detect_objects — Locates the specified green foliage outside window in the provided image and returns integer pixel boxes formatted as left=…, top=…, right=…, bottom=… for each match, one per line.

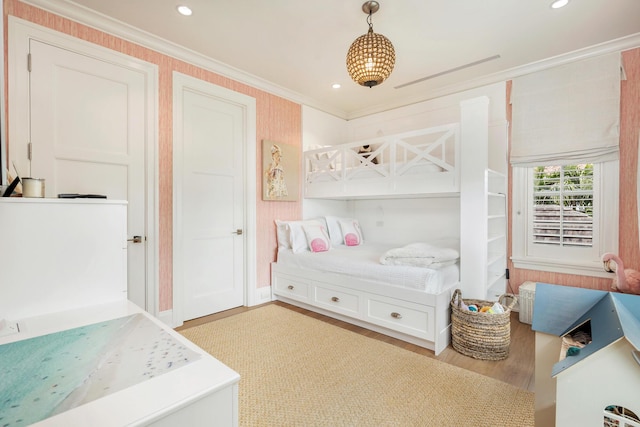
left=533, top=164, right=593, bottom=215
left=532, top=164, right=594, bottom=246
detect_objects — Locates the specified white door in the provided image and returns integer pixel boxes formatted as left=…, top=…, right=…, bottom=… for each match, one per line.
left=27, top=39, right=149, bottom=309
left=173, top=73, right=250, bottom=321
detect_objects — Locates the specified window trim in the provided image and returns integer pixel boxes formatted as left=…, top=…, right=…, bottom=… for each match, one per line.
left=511, top=160, right=619, bottom=278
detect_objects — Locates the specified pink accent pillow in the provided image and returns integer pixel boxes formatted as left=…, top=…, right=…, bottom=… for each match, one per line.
left=339, top=219, right=362, bottom=247
left=310, top=238, right=329, bottom=252
left=281, top=219, right=327, bottom=253
left=302, top=223, right=331, bottom=252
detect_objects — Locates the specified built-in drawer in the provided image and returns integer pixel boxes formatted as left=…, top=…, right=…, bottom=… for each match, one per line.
left=365, top=295, right=434, bottom=340
left=273, top=274, right=310, bottom=301
left=314, top=285, right=361, bottom=316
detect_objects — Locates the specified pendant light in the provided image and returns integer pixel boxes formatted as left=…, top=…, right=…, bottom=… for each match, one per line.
left=346, top=1, right=395, bottom=88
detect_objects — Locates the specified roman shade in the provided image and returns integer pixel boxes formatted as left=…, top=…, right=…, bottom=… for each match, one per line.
left=510, top=52, right=622, bottom=166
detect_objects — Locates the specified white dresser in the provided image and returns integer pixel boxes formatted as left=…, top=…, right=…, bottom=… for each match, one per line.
left=0, top=199, right=239, bottom=426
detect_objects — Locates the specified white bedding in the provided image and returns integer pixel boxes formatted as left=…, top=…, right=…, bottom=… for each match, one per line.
left=276, top=243, right=459, bottom=293
left=380, top=242, right=459, bottom=268
left=307, top=162, right=444, bottom=184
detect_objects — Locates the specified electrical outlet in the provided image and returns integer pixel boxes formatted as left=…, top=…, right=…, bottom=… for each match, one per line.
left=0, top=319, right=20, bottom=337
left=258, top=286, right=272, bottom=301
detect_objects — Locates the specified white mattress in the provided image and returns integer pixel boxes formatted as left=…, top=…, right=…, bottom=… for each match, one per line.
left=276, top=243, right=459, bottom=293
left=307, top=162, right=444, bottom=183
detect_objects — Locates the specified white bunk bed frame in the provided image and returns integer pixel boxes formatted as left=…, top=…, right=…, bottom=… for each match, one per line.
left=273, top=97, right=492, bottom=356
left=272, top=264, right=454, bottom=355
left=304, top=123, right=460, bottom=199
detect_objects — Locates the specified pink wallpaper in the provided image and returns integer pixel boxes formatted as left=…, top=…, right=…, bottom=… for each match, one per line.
left=507, top=48, right=640, bottom=294
left=4, top=0, right=302, bottom=310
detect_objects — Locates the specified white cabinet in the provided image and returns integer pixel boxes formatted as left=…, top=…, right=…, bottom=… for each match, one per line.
left=0, top=198, right=127, bottom=320
left=0, top=301, right=240, bottom=427
left=0, top=199, right=240, bottom=426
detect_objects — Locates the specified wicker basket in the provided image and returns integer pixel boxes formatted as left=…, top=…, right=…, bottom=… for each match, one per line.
left=450, top=289, right=515, bottom=361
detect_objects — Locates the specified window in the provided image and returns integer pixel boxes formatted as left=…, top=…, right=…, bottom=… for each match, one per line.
left=512, top=160, right=618, bottom=277
left=532, top=164, right=593, bottom=248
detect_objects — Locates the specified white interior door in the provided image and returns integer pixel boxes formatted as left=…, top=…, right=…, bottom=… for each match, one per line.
left=173, top=73, right=249, bottom=321
left=26, top=39, right=148, bottom=309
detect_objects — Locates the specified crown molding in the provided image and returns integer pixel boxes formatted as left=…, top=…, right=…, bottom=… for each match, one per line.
left=17, top=1, right=640, bottom=121
left=345, top=32, right=640, bottom=120
left=19, top=0, right=348, bottom=118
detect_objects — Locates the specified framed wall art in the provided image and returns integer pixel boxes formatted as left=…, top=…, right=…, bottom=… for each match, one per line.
left=262, top=140, right=299, bottom=201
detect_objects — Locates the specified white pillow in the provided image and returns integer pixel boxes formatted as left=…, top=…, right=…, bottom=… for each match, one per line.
left=325, top=216, right=362, bottom=246
left=338, top=218, right=363, bottom=246
left=324, top=215, right=346, bottom=246
left=302, top=223, right=331, bottom=252
left=286, top=219, right=327, bottom=253
left=274, top=219, right=290, bottom=250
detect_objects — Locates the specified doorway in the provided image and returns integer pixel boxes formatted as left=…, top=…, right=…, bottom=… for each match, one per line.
left=8, top=18, right=158, bottom=313
left=172, top=72, right=257, bottom=324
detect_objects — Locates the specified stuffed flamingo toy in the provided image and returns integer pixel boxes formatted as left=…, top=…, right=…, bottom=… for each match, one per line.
left=601, top=253, right=640, bottom=295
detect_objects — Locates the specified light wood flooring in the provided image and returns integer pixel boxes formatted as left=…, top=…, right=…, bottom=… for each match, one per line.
left=177, top=300, right=535, bottom=392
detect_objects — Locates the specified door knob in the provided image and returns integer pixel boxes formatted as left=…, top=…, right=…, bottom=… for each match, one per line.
left=127, top=235, right=143, bottom=243
left=232, top=229, right=243, bottom=235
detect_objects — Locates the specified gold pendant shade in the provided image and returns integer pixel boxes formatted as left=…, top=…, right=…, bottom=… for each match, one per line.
left=346, top=1, right=395, bottom=88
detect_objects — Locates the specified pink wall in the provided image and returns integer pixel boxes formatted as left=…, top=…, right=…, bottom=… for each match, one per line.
left=507, top=48, right=640, bottom=294
left=4, top=0, right=302, bottom=311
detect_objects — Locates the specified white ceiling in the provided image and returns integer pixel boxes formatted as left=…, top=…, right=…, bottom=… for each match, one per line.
left=25, top=0, right=640, bottom=119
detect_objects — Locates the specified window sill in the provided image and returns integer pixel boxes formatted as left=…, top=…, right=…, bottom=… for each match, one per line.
left=511, top=256, right=613, bottom=279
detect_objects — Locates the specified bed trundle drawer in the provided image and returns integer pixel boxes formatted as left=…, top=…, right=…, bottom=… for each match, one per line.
left=314, top=285, right=361, bottom=316
left=365, top=296, right=435, bottom=340
left=273, top=275, right=310, bottom=301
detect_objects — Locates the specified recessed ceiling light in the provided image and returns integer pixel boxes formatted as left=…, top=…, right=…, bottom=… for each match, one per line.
left=551, top=0, right=569, bottom=9
left=177, top=5, right=193, bottom=16
left=332, top=83, right=341, bottom=89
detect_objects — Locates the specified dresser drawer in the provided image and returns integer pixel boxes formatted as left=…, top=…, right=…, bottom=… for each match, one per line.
left=314, top=285, right=361, bottom=316
left=273, top=274, right=310, bottom=301
left=366, top=296, right=435, bottom=340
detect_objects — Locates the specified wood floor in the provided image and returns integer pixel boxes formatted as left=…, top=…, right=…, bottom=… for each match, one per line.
left=177, top=300, right=535, bottom=392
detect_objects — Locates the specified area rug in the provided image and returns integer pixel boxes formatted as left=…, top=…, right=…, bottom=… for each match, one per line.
left=180, top=304, right=534, bottom=426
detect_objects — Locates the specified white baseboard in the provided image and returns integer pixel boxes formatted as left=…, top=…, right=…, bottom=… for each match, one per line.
left=160, top=287, right=272, bottom=328
left=249, top=286, right=274, bottom=306
left=157, top=309, right=175, bottom=328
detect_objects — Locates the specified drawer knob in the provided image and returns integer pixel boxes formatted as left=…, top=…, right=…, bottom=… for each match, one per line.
left=287, top=285, right=294, bottom=290
left=390, top=312, right=403, bottom=319
left=331, top=296, right=340, bottom=303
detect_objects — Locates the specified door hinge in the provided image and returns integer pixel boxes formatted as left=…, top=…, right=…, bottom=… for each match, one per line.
left=27, top=53, right=31, bottom=72
left=27, top=142, right=32, bottom=161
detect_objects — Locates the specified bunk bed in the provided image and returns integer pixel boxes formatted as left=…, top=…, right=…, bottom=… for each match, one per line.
left=303, top=123, right=460, bottom=199
left=272, top=239, right=458, bottom=355
left=272, top=96, right=504, bottom=356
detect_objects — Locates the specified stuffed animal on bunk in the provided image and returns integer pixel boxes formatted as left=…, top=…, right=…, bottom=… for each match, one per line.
left=601, top=252, right=640, bottom=295
left=357, top=145, right=378, bottom=164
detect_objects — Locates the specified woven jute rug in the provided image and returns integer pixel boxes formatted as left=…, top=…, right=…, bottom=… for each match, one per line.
left=180, top=304, right=534, bottom=426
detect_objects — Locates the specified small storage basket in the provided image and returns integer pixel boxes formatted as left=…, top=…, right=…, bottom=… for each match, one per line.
left=450, top=289, right=514, bottom=361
